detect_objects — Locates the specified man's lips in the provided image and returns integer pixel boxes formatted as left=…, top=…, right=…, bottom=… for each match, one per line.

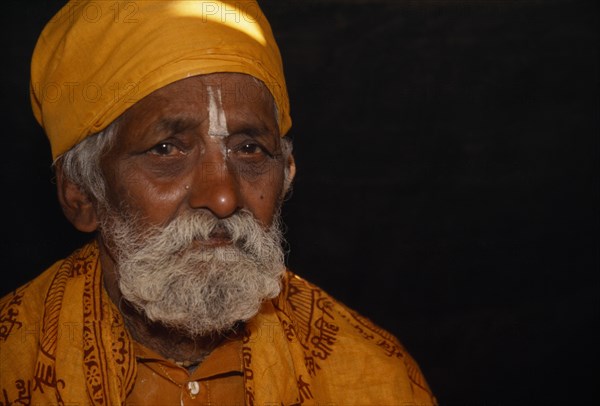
left=195, top=230, right=233, bottom=248
left=196, top=237, right=233, bottom=248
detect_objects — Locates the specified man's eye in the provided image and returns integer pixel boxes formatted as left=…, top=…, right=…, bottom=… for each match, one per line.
left=240, top=143, right=262, bottom=154
left=233, top=142, right=273, bottom=158
left=148, top=142, right=179, bottom=156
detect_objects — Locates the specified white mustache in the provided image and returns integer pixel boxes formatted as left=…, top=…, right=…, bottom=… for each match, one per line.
left=110, top=208, right=273, bottom=260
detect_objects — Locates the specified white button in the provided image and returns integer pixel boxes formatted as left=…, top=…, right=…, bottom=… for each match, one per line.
left=187, top=381, right=200, bottom=396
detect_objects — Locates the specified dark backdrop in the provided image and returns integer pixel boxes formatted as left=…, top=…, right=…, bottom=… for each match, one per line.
left=1, top=0, right=597, bottom=404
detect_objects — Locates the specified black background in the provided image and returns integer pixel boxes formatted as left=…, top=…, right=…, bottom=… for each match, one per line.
left=1, top=0, right=598, bottom=404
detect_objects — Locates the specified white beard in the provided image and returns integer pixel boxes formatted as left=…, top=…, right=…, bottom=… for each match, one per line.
left=100, top=208, right=286, bottom=337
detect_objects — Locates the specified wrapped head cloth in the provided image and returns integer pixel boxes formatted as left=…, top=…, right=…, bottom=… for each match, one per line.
left=31, top=0, right=291, bottom=159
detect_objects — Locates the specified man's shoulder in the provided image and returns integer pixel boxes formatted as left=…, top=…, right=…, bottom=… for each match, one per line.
left=276, top=270, right=404, bottom=349
left=0, top=260, right=63, bottom=330
left=0, top=243, right=97, bottom=343
left=0, top=257, right=67, bottom=388
left=274, top=271, right=435, bottom=404
left=276, top=271, right=416, bottom=366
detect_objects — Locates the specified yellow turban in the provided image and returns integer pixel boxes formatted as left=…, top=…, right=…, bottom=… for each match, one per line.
left=30, top=0, right=291, bottom=159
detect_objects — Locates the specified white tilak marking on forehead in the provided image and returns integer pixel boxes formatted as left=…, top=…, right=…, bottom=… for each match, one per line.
left=207, top=86, right=229, bottom=138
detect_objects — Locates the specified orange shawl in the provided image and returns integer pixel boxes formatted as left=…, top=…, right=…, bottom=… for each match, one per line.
left=0, top=242, right=436, bottom=405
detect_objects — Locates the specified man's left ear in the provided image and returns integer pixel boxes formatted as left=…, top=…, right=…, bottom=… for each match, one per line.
left=55, top=164, right=99, bottom=233
left=283, top=153, right=296, bottom=196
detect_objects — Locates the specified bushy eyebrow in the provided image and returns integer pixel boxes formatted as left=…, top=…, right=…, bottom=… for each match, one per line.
left=232, top=126, right=270, bottom=137
left=153, top=116, right=201, bottom=135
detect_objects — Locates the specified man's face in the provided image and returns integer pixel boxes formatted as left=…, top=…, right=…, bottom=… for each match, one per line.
left=92, top=73, right=292, bottom=337
left=100, top=72, right=287, bottom=229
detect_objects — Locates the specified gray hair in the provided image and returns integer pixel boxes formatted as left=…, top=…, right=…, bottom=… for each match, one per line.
left=55, top=120, right=120, bottom=206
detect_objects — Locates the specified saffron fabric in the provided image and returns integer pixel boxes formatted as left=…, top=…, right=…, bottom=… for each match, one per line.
left=30, top=0, right=291, bottom=159
left=0, top=242, right=437, bottom=405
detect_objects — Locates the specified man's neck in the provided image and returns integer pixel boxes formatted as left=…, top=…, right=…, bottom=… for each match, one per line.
left=119, top=301, right=225, bottom=368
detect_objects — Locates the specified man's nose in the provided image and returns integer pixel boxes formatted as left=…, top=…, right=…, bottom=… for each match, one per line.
left=187, top=148, right=241, bottom=219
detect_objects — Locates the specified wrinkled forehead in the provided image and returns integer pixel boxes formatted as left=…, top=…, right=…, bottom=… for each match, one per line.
left=149, top=73, right=275, bottom=104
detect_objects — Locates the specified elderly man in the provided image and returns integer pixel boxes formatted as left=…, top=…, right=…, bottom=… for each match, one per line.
left=0, top=1, right=435, bottom=404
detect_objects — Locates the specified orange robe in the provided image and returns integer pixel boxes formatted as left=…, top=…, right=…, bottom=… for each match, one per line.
left=0, top=242, right=436, bottom=405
